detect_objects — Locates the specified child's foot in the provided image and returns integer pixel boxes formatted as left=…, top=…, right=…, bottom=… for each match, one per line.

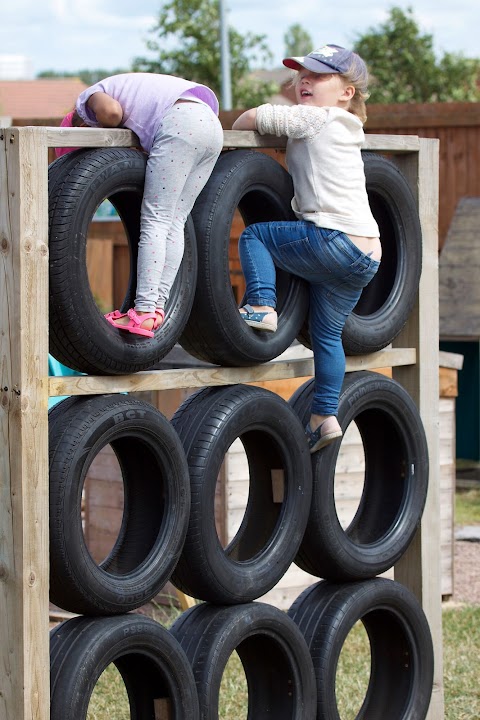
left=239, top=304, right=277, bottom=332
left=305, top=416, right=342, bottom=453
left=106, top=308, right=158, bottom=338
left=105, top=308, right=165, bottom=333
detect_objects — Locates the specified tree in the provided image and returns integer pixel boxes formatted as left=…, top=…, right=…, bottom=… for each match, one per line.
left=283, top=24, right=314, bottom=58
left=132, top=0, right=278, bottom=108
left=37, top=69, right=128, bottom=85
left=353, top=6, right=480, bottom=103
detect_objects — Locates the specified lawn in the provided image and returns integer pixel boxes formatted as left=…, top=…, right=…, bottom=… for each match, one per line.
left=455, top=487, right=480, bottom=526
left=85, top=604, right=480, bottom=720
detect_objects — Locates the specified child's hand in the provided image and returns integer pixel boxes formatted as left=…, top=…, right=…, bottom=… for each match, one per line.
left=232, top=108, right=258, bottom=131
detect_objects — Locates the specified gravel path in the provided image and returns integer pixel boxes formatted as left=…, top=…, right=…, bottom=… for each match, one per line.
left=452, top=536, right=480, bottom=605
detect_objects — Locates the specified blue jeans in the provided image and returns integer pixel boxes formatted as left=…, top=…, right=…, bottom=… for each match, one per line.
left=239, top=221, right=380, bottom=415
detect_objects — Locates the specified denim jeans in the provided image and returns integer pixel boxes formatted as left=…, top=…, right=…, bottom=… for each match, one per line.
left=238, top=221, right=380, bottom=415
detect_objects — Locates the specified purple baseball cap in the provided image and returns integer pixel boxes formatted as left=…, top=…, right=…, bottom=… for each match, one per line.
left=283, top=44, right=366, bottom=75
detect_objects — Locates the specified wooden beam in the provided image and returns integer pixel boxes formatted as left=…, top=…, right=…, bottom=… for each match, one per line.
left=393, top=138, right=444, bottom=719
left=48, top=347, right=416, bottom=397
left=0, top=127, right=50, bottom=720
left=45, top=126, right=139, bottom=148
left=43, top=126, right=420, bottom=154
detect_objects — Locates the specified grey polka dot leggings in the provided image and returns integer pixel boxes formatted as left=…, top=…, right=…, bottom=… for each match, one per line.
left=135, top=101, right=223, bottom=311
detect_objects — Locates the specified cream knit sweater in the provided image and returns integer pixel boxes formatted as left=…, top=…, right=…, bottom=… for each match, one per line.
left=256, top=104, right=379, bottom=238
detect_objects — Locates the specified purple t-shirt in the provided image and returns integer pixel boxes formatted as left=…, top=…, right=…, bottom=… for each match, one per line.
left=76, top=73, right=219, bottom=152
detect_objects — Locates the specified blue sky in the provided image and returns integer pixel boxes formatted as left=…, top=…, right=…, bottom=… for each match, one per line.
left=1, top=0, right=478, bottom=76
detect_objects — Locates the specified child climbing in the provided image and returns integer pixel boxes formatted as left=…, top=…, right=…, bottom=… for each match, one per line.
left=58, top=72, right=223, bottom=338
left=232, top=45, right=381, bottom=452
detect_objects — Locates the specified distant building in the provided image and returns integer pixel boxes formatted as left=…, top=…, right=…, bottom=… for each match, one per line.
left=0, top=78, right=87, bottom=122
left=253, top=68, right=295, bottom=105
left=0, top=55, right=33, bottom=80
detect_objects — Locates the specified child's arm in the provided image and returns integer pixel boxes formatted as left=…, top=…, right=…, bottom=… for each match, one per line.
left=232, top=108, right=258, bottom=130
left=87, top=92, right=123, bottom=127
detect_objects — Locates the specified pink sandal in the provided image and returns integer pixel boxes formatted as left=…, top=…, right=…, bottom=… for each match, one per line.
left=105, top=308, right=165, bottom=333
left=155, top=308, right=165, bottom=329
left=105, top=309, right=128, bottom=324
left=110, top=308, right=158, bottom=338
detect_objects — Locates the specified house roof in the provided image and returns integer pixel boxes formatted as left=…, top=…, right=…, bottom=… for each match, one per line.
left=0, top=79, right=87, bottom=120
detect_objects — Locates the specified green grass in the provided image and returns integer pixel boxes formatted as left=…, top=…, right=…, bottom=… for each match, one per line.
left=455, top=487, right=480, bottom=526
left=86, top=605, right=480, bottom=719
left=443, top=605, right=480, bottom=719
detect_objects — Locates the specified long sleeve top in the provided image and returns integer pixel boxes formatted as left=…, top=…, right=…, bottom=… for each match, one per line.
left=76, top=73, right=219, bottom=153
left=256, top=103, right=379, bottom=238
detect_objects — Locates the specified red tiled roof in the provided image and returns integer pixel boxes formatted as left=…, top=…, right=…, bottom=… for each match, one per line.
left=0, top=79, right=88, bottom=119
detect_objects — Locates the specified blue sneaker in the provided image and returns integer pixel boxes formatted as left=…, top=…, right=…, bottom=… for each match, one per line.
left=239, top=304, right=277, bottom=332
left=305, top=418, right=343, bottom=453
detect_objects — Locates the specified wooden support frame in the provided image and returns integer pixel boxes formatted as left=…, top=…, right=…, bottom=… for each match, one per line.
left=0, top=126, right=443, bottom=720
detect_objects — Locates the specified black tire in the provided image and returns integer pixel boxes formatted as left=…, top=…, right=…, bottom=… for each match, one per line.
left=288, top=578, right=434, bottom=720
left=50, top=614, right=199, bottom=720
left=171, top=601, right=317, bottom=719
left=289, top=371, right=429, bottom=580
left=170, top=383, right=312, bottom=603
left=48, top=147, right=197, bottom=374
left=179, top=149, right=309, bottom=365
left=297, top=153, right=422, bottom=355
left=49, top=394, right=190, bottom=614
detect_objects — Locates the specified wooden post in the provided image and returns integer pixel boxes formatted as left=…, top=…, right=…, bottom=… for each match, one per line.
left=0, top=127, right=50, bottom=720
left=393, top=138, right=444, bottom=718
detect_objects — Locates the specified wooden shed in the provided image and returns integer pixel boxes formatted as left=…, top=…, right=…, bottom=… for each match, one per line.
left=439, top=197, right=480, bottom=461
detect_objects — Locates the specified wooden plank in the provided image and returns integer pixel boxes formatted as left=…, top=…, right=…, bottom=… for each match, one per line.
left=45, top=126, right=139, bottom=148
left=439, top=367, right=458, bottom=398
left=86, top=238, right=114, bottom=312
left=48, top=347, right=416, bottom=397
left=44, top=126, right=421, bottom=154
left=439, top=350, right=464, bottom=371
left=0, top=127, right=50, bottom=720
left=176, top=592, right=196, bottom=611
left=392, top=138, right=444, bottom=719
left=223, top=130, right=420, bottom=152
left=154, top=698, right=171, bottom=720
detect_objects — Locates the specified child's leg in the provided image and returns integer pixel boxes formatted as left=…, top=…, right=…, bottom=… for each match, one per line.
left=134, top=102, right=222, bottom=318
left=155, top=104, right=223, bottom=310
left=309, top=283, right=350, bottom=417
left=238, top=224, right=283, bottom=310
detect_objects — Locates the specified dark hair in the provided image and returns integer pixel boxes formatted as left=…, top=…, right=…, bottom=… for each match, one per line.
left=71, top=109, right=87, bottom=127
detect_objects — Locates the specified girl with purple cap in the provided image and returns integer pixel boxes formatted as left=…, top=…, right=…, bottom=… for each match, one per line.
left=232, top=45, right=381, bottom=453
left=58, top=73, right=223, bottom=337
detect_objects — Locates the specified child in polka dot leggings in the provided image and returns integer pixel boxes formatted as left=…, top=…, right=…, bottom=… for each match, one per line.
left=58, top=73, right=223, bottom=337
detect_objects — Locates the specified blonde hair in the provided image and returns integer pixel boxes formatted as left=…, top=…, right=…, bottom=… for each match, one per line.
left=340, top=53, right=370, bottom=124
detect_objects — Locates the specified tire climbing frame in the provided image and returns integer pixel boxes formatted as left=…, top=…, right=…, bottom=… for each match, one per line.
left=0, top=125, right=442, bottom=719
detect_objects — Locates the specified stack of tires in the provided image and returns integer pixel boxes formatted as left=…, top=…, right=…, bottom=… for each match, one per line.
left=48, top=148, right=434, bottom=719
